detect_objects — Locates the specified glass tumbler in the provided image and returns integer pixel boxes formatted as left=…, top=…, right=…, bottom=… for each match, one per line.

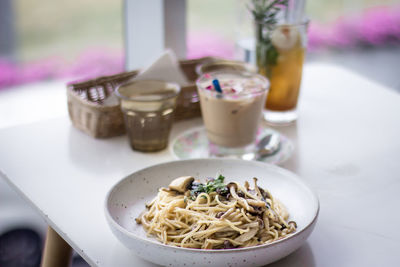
left=196, top=70, right=269, bottom=156
left=255, top=20, right=309, bottom=124
left=115, top=80, right=180, bottom=152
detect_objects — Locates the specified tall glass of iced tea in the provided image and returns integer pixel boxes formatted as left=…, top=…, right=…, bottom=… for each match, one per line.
left=256, top=21, right=309, bottom=124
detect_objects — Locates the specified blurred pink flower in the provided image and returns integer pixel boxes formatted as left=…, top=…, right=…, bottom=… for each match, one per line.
left=0, top=61, right=18, bottom=88
left=357, top=6, right=400, bottom=45
left=0, top=48, right=123, bottom=90
left=0, top=57, right=62, bottom=89
left=308, top=5, right=400, bottom=50
left=61, top=47, right=124, bottom=80
left=2, top=5, right=400, bottom=90
left=307, top=23, right=330, bottom=51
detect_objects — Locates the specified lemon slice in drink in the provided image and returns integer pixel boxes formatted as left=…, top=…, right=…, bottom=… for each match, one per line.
left=271, top=25, right=300, bottom=51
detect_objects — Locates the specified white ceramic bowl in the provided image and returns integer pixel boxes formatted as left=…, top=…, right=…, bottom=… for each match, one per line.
left=105, top=159, right=319, bottom=267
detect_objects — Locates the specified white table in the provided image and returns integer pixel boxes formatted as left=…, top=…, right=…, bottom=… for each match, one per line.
left=1, top=64, right=400, bottom=267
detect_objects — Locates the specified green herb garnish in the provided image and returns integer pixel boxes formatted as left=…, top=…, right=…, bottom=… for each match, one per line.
left=190, top=175, right=228, bottom=200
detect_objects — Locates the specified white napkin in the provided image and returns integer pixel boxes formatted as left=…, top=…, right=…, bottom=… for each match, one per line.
left=104, top=50, right=188, bottom=106
left=133, top=49, right=189, bottom=86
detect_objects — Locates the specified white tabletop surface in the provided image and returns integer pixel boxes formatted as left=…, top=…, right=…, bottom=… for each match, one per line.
left=1, top=63, right=400, bottom=267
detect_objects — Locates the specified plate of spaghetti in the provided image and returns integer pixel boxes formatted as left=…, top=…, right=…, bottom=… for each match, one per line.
left=105, top=159, right=319, bottom=267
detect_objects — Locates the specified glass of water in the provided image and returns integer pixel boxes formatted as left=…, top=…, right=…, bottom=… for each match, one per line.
left=115, top=80, right=180, bottom=152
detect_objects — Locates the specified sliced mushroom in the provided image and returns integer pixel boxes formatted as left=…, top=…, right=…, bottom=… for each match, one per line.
left=259, top=187, right=272, bottom=200
left=252, top=177, right=263, bottom=198
left=215, top=231, right=237, bottom=238
left=168, top=176, right=194, bottom=193
left=256, top=217, right=264, bottom=229
left=249, top=206, right=263, bottom=215
left=288, top=221, right=297, bottom=229
left=247, top=199, right=266, bottom=207
left=239, top=222, right=259, bottom=229
left=234, top=227, right=258, bottom=243
left=263, top=212, right=270, bottom=230
left=223, top=240, right=235, bottom=249
left=244, top=180, right=250, bottom=190
left=227, top=182, right=238, bottom=191
left=227, top=183, right=254, bottom=212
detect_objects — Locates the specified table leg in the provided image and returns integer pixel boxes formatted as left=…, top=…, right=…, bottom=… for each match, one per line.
left=41, top=226, right=72, bottom=267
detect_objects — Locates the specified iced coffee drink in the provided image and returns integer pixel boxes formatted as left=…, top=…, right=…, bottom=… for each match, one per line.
left=196, top=70, right=269, bottom=148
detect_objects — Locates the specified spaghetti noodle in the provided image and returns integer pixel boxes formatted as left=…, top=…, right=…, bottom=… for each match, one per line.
left=136, top=175, right=296, bottom=249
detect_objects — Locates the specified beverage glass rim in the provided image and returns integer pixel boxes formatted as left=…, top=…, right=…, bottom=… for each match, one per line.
left=196, top=70, right=269, bottom=97
left=115, top=80, right=181, bottom=102
left=195, top=60, right=257, bottom=76
left=255, top=18, right=310, bottom=28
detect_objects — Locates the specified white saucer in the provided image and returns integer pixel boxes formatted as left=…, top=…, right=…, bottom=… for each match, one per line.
left=170, top=126, right=294, bottom=165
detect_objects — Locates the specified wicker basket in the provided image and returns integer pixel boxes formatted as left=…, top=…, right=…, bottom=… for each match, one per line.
left=67, top=57, right=217, bottom=138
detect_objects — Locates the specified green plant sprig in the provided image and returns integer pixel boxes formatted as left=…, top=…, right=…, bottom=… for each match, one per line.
left=248, top=0, right=288, bottom=26
left=249, top=0, right=289, bottom=69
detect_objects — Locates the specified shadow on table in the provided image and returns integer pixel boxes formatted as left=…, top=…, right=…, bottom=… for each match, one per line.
left=266, top=243, right=315, bottom=267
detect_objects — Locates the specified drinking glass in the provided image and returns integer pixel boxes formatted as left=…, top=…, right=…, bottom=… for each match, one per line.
left=256, top=20, right=309, bottom=124
left=196, top=70, right=269, bottom=156
left=115, top=80, right=180, bottom=152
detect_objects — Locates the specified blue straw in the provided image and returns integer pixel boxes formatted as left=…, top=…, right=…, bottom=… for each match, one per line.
left=212, top=79, right=223, bottom=93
